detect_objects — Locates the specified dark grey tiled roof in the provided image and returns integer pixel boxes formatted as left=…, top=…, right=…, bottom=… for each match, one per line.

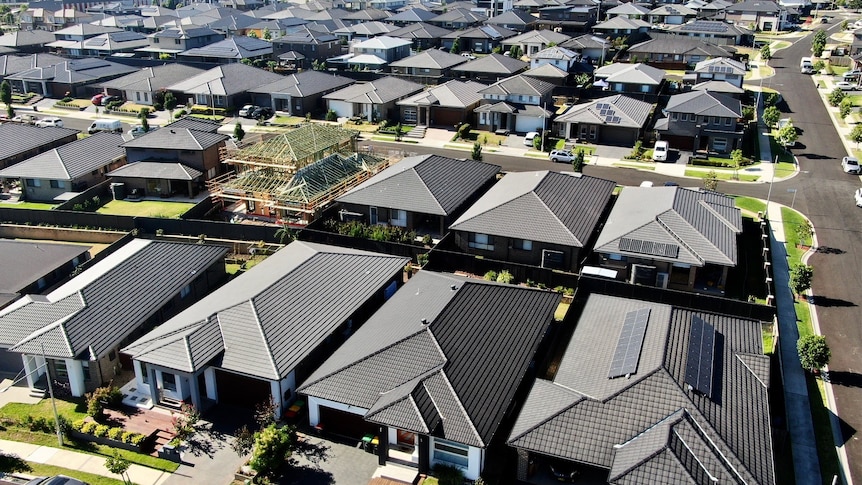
left=478, top=74, right=554, bottom=96
left=0, top=132, right=125, bottom=181
left=107, top=161, right=202, bottom=180
left=181, top=35, right=272, bottom=59
left=323, top=76, right=423, bottom=104
left=337, top=154, right=500, bottom=216
left=450, top=171, right=615, bottom=247
left=300, top=271, right=560, bottom=448
left=123, top=242, right=408, bottom=378
left=0, top=241, right=89, bottom=296
left=122, top=127, right=228, bottom=150
left=0, top=54, right=66, bottom=77
left=390, top=49, right=468, bottom=69
left=249, top=70, right=354, bottom=97
left=508, top=294, right=774, bottom=485
left=451, top=53, right=527, bottom=75
left=98, top=64, right=205, bottom=92
left=8, top=58, right=138, bottom=84
left=388, top=22, right=452, bottom=40
left=385, top=8, right=437, bottom=23
left=628, top=36, right=732, bottom=57
left=485, top=9, right=538, bottom=27
left=665, top=90, right=742, bottom=118
left=0, top=124, right=78, bottom=162
left=0, top=240, right=227, bottom=360
left=166, top=63, right=283, bottom=96
left=556, top=94, right=653, bottom=129
left=163, top=116, right=223, bottom=133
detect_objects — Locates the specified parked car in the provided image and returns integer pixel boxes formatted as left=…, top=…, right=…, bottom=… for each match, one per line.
left=34, top=117, right=63, bottom=128
left=26, top=475, right=88, bottom=485
left=549, top=150, right=574, bottom=163
left=87, top=118, right=123, bottom=134
left=842, top=156, right=861, bottom=174
left=652, top=140, right=669, bottom=161
left=239, top=104, right=257, bottom=118
left=251, top=106, right=273, bottom=120
left=524, top=131, right=539, bottom=146
left=100, top=95, right=121, bottom=106
left=90, top=94, right=104, bottom=106
left=844, top=70, right=862, bottom=80
left=835, top=81, right=856, bottom=91
left=460, top=52, right=477, bottom=60
left=11, top=114, right=38, bottom=125
left=856, top=187, right=862, bottom=207
left=128, top=124, right=160, bottom=137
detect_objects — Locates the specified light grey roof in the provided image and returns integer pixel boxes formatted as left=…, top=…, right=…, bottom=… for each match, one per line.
left=485, top=9, right=538, bottom=27
left=324, top=76, right=423, bottom=104
left=98, top=64, right=205, bottom=92
left=532, top=45, right=578, bottom=60
left=478, top=74, right=554, bottom=96
left=397, top=80, right=487, bottom=109
left=649, top=4, right=697, bottom=16
left=337, top=154, right=500, bottom=216
left=502, top=29, right=570, bottom=46
left=0, top=239, right=226, bottom=360
left=607, top=2, right=649, bottom=15
left=0, top=54, right=66, bottom=77
left=508, top=294, right=774, bottom=485
left=163, top=116, right=223, bottom=133
left=122, top=126, right=228, bottom=150
left=166, top=63, right=283, bottom=96
left=450, top=171, right=615, bottom=247
left=107, top=161, right=203, bottom=180
left=249, top=70, right=354, bottom=97
left=559, top=34, right=609, bottom=51
left=0, top=30, right=56, bottom=48
left=0, top=132, right=125, bottom=181
left=441, top=25, right=516, bottom=40
left=0, top=124, right=79, bottom=162
left=451, top=53, right=527, bottom=75
left=429, top=8, right=487, bottom=24
left=52, top=23, right=122, bottom=36
left=385, top=8, right=438, bottom=22
left=594, top=62, right=665, bottom=85
left=389, top=49, right=468, bottom=69
left=80, top=31, right=149, bottom=52
left=387, top=22, right=453, bottom=40
left=0, top=241, right=90, bottom=296
left=594, top=16, right=650, bottom=30
left=351, top=35, right=410, bottom=50
left=665, top=90, right=742, bottom=118
left=555, top=94, right=653, bottom=128
left=594, top=186, right=742, bottom=266
left=181, top=35, right=272, bottom=59
left=123, top=241, right=408, bottom=378
left=694, top=56, right=746, bottom=75
left=691, top=80, right=744, bottom=94
left=524, top=63, right=569, bottom=79
left=151, top=25, right=222, bottom=39
left=726, top=0, right=781, bottom=12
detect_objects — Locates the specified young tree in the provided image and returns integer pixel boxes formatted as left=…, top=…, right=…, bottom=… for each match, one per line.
left=702, top=170, right=719, bottom=191
left=262, top=27, right=272, bottom=40
left=394, top=122, right=404, bottom=141
left=797, top=335, right=831, bottom=373
left=249, top=424, right=295, bottom=480
left=789, top=263, right=814, bottom=296
left=471, top=142, right=483, bottom=161
left=572, top=149, right=585, bottom=172
left=850, top=123, right=862, bottom=148
left=776, top=122, right=798, bottom=148
left=760, top=44, right=771, bottom=61
left=450, top=38, right=460, bottom=54
left=105, top=451, right=131, bottom=485
left=828, top=88, right=846, bottom=107
left=762, top=105, right=780, bottom=128
left=840, top=97, right=853, bottom=118
left=234, top=122, right=245, bottom=142
left=0, top=452, right=31, bottom=473
left=164, top=91, right=177, bottom=118
left=0, top=80, right=10, bottom=112
left=231, top=424, right=255, bottom=457
left=139, top=107, right=150, bottom=133
left=248, top=31, right=258, bottom=39
left=730, top=149, right=744, bottom=168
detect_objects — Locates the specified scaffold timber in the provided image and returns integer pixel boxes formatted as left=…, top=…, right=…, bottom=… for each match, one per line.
left=220, top=123, right=359, bottom=171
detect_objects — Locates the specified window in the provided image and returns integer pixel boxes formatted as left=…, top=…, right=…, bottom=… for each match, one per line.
left=154, top=37, right=159, bottom=43
left=725, top=118, right=733, bottom=126
left=144, top=92, right=149, bottom=102
left=54, top=359, right=68, bottom=380
left=680, top=113, right=688, bottom=122
left=136, top=92, right=141, bottom=101
left=141, top=362, right=149, bottom=384
left=712, top=137, right=728, bottom=152
left=26, top=179, right=41, bottom=187
left=50, top=180, right=64, bottom=189
left=162, top=372, right=177, bottom=392
left=108, top=350, right=116, bottom=361
left=513, top=239, right=532, bottom=251
left=174, top=39, right=180, bottom=45
left=433, top=438, right=469, bottom=468
left=195, top=93, right=208, bottom=105
left=180, top=284, right=191, bottom=299
left=82, top=361, right=90, bottom=381
left=390, top=209, right=407, bottom=227
left=213, top=95, right=226, bottom=107
left=640, top=84, right=650, bottom=93
left=246, top=197, right=255, bottom=212
left=468, top=233, right=494, bottom=251
left=370, top=206, right=378, bottom=225
left=671, top=113, right=678, bottom=121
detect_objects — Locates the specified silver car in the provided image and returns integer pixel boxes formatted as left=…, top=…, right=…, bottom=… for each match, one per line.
left=549, top=150, right=574, bottom=163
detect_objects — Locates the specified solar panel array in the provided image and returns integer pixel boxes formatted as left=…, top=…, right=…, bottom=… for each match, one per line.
left=685, top=315, right=715, bottom=396
left=608, top=308, right=651, bottom=379
left=683, top=20, right=729, bottom=32
left=596, top=103, right=623, bottom=124
left=619, top=237, right=680, bottom=258
left=708, top=65, right=733, bottom=73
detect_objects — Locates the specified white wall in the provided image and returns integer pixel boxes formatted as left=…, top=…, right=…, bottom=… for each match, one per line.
left=328, top=100, right=354, bottom=118
left=307, top=396, right=368, bottom=426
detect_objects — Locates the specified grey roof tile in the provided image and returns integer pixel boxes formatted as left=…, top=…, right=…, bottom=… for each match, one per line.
left=0, top=132, right=125, bottom=181
left=107, top=161, right=202, bottom=180
left=665, top=90, right=742, bottom=118
left=477, top=73, right=554, bottom=96
left=503, top=29, right=570, bottom=46
left=389, top=49, right=468, bottom=69
left=163, top=116, right=223, bottom=133
left=98, top=64, right=205, bottom=92
left=166, top=63, right=283, bottom=96
left=181, top=35, right=272, bottom=59
left=594, top=62, right=665, bottom=85
left=556, top=94, right=653, bottom=129
left=387, top=22, right=453, bottom=40
left=451, top=53, right=527, bottom=75
left=249, top=70, right=354, bottom=97
left=397, top=80, right=487, bottom=109
left=323, top=76, right=424, bottom=105
left=0, top=124, right=78, bottom=162
left=121, top=127, right=228, bottom=150
left=0, top=241, right=89, bottom=296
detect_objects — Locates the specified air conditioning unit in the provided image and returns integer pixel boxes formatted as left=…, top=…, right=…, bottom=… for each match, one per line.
left=656, top=272, right=669, bottom=289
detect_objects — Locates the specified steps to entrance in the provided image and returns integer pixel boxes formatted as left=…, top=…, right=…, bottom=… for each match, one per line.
left=28, top=388, right=46, bottom=399
left=405, top=125, right=426, bottom=139
left=372, top=462, right=418, bottom=483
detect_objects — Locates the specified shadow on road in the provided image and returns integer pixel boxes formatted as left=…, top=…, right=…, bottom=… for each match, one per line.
left=811, top=295, right=857, bottom=307
left=816, top=246, right=846, bottom=255
left=827, top=370, right=862, bottom=389
left=798, top=153, right=833, bottom=160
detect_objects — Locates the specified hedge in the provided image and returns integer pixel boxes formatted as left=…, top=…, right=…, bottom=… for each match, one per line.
left=71, top=419, right=147, bottom=447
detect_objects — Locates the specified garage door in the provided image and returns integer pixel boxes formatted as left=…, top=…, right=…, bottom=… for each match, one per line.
left=433, top=108, right=463, bottom=127
left=0, top=349, right=23, bottom=376
left=600, top=126, right=636, bottom=146
left=328, top=100, right=354, bottom=119
left=515, top=115, right=542, bottom=134
left=319, top=406, right=378, bottom=440
left=215, top=369, right=271, bottom=408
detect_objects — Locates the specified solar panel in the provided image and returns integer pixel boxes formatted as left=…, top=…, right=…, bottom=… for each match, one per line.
left=605, top=115, right=614, bottom=123
left=599, top=109, right=609, bottom=116
left=685, top=315, right=715, bottom=396
left=611, top=116, right=621, bottom=123
left=618, top=237, right=680, bottom=258
left=597, top=103, right=608, bottom=110
left=608, top=308, right=651, bottom=378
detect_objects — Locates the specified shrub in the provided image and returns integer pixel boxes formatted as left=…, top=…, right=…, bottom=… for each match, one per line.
left=61, top=96, right=73, bottom=102
left=433, top=464, right=465, bottom=485
left=325, top=109, right=338, bottom=121
left=153, top=102, right=164, bottom=111
left=422, top=234, right=432, bottom=246
left=107, top=427, right=124, bottom=440
left=496, top=270, right=514, bottom=284
left=483, top=270, right=498, bottom=281
left=129, top=434, right=145, bottom=446
left=72, top=419, right=86, bottom=431
left=174, top=109, right=187, bottom=117
left=457, top=122, right=471, bottom=140
left=93, top=424, right=110, bottom=438
left=81, top=421, right=98, bottom=434
left=122, top=431, right=135, bottom=443
left=828, top=88, right=846, bottom=107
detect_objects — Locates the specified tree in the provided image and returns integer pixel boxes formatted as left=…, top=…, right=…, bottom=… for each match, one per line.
left=0, top=452, right=31, bottom=473
left=764, top=92, right=780, bottom=108
left=105, top=451, right=131, bottom=485
left=776, top=122, right=798, bottom=148
left=760, top=44, right=771, bottom=61
left=842, top=19, right=850, bottom=30
left=828, top=88, right=846, bottom=107
left=742, top=105, right=755, bottom=121
left=248, top=31, right=258, bottom=39
left=797, top=335, right=831, bottom=373
left=840, top=97, right=853, bottom=118
left=232, top=424, right=255, bottom=457
left=262, top=27, right=272, bottom=40
left=164, top=91, right=177, bottom=118
left=274, top=226, right=293, bottom=244
left=234, top=122, right=245, bottom=142
left=471, top=142, right=483, bottom=161
left=851, top=0, right=862, bottom=11
left=0, top=80, right=11, bottom=114
left=572, top=149, right=585, bottom=172
left=249, top=424, right=295, bottom=480
left=139, top=107, right=150, bottom=133
left=730, top=149, right=744, bottom=168
left=394, top=122, right=404, bottom=141
left=702, top=170, right=719, bottom=191
left=509, top=45, right=521, bottom=58
left=790, top=263, right=814, bottom=295
left=851, top=123, right=862, bottom=148
left=450, top=38, right=460, bottom=54
left=762, top=105, right=780, bottom=128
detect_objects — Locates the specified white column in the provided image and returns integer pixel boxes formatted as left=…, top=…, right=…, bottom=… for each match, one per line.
left=189, top=374, right=202, bottom=410
left=270, top=380, right=282, bottom=419
left=66, top=359, right=86, bottom=397
left=387, top=427, right=397, bottom=445
left=308, top=396, right=321, bottom=426
left=204, top=368, right=217, bottom=401
left=133, top=360, right=149, bottom=393
left=22, top=355, right=39, bottom=388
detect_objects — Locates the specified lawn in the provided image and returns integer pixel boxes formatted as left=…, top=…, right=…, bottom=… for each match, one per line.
left=3, top=202, right=57, bottom=210
left=459, top=129, right=508, bottom=146
left=762, top=323, right=774, bottom=354
left=772, top=40, right=791, bottom=51
left=26, top=463, right=126, bottom=485
left=734, top=196, right=767, bottom=216
left=555, top=302, right=570, bottom=321
left=97, top=200, right=194, bottom=218
left=613, top=163, right=655, bottom=171
left=271, top=115, right=306, bottom=125
left=846, top=94, right=862, bottom=106
left=768, top=135, right=796, bottom=165
left=189, top=114, right=225, bottom=122
left=684, top=169, right=760, bottom=181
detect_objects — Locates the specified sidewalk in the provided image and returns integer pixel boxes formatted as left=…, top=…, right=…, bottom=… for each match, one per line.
left=0, top=439, right=170, bottom=485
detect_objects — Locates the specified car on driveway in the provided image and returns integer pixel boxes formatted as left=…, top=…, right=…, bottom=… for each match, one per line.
left=34, top=117, right=63, bottom=128
left=524, top=131, right=538, bottom=146
left=835, top=81, right=856, bottom=91
left=843, top=156, right=861, bottom=174
left=239, top=104, right=257, bottom=118
left=251, top=106, right=273, bottom=120
left=856, top=188, right=862, bottom=207
left=549, top=150, right=574, bottom=163
left=652, top=140, right=669, bottom=161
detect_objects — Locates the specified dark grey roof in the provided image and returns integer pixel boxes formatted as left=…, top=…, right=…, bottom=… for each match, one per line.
left=691, top=80, right=744, bottom=94
left=451, top=53, right=527, bottom=75
left=249, top=70, right=355, bottom=97
left=163, top=116, right=223, bottom=133
left=508, top=294, right=774, bottom=485
left=429, top=8, right=487, bottom=23
left=123, top=241, right=408, bottom=379
left=324, top=76, right=423, bottom=104
left=627, top=36, right=733, bottom=57
left=300, top=271, right=560, bottom=448
left=122, top=126, right=228, bottom=150
left=273, top=26, right=338, bottom=44
left=0, top=132, right=125, bottom=181
left=344, top=7, right=390, bottom=21
left=387, top=22, right=452, bottom=40
left=478, top=73, right=554, bottom=96
left=0, top=241, right=89, bottom=296
left=441, top=25, right=516, bottom=40
left=166, top=63, right=284, bottom=96
left=7, top=57, right=137, bottom=84
left=337, top=154, right=500, bottom=216
left=485, top=9, right=538, bottom=27
left=0, top=30, right=56, bottom=48
left=180, top=35, right=272, bottom=59
left=385, top=8, right=437, bottom=23
left=595, top=186, right=742, bottom=266
left=397, top=80, right=487, bottom=109
left=389, top=49, right=468, bottom=69
left=0, top=240, right=227, bottom=360
left=107, top=161, right=203, bottom=180
left=726, top=0, right=781, bottom=13
left=670, top=20, right=751, bottom=36
left=556, top=94, right=653, bottom=128
left=665, top=90, right=742, bottom=118
left=559, top=34, right=609, bottom=51
left=450, top=171, right=615, bottom=247
left=0, top=124, right=79, bottom=162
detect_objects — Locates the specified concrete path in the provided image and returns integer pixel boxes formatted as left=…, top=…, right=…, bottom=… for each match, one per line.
left=0, top=438, right=170, bottom=485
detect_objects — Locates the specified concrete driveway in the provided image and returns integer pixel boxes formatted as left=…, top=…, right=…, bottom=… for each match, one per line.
left=279, top=435, right=378, bottom=485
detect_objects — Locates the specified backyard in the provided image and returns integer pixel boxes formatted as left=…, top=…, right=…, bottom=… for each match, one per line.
left=97, top=200, right=194, bottom=218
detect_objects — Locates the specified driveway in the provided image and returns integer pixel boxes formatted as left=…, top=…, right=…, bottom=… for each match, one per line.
left=279, top=435, right=378, bottom=485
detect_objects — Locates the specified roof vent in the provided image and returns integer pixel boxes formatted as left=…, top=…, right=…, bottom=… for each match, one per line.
left=170, top=129, right=175, bottom=133
left=450, top=285, right=457, bottom=291
left=421, top=318, right=428, bottom=325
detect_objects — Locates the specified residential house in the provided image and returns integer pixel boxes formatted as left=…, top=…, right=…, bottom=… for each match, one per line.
left=594, top=186, right=742, bottom=291
left=384, top=8, right=438, bottom=26
left=249, top=70, right=355, bottom=115
left=724, top=0, right=787, bottom=32
left=21, top=6, right=94, bottom=32
left=429, top=8, right=488, bottom=29
left=692, top=56, right=746, bottom=88
left=594, top=62, right=665, bottom=97
left=89, top=15, right=148, bottom=32
left=6, top=57, right=137, bottom=97
left=219, top=0, right=263, bottom=12
left=122, top=241, right=407, bottom=416
left=626, top=36, right=734, bottom=68
left=271, top=28, right=342, bottom=63
left=502, top=29, right=571, bottom=56
left=477, top=0, right=514, bottom=18
left=343, top=8, right=391, bottom=25
left=165, top=63, right=283, bottom=111
left=387, top=23, right=453, bottom=50
left=299, top=271, right=561, bottom=480
left=474, top=74, right=554, bottom=133
left=655, top=90, right=743, bottom=153
left=325, top=76, right=424, bottom=121
left=0, top=239, right=227, bottom=398
left=244, top=18, right=309, bottom=40
left=484, top=10, right=538, bottom=32
left=136, top=25, right=224, bottom=59
left=605, top=2, right=649, bottom=20
left=508, top=293, right=774, bottom=484
left=535, top=3, right=596, bottom=34
left=398, top=80, right=487, bottom=126
left=389, top=49, right=468, bottom=77
left=337, top=154, right=500, bottom=236
left=592, top=16, right=650, bottom=40
left=691, top=80, right=745, bottom=97
left=450, top=170, right=616, bottom=271
left=179, top=35, right=273, bottom=63
left=97, top=64, right=205, bottom=107
left=0, top=30, right=56, bottom=54
left=441, top=25, right=516, bottom=54
left=555, top=94, right=653, bottom=145
left=663, top=20, right=754, bottom=46
left=0, top=124, right=79, bottom=170
left=346, top=35, right=411, bottom=70
left=369, top=0, right=409, bottom=10
left=0, top=133, right=126, bottom=202
left=0, top=53, right=66, bottom=84
left=73, top=31, right=150, bottom=57
left=334, top=21, right=399, bottom=42
left=649, top=4, right=697, bottom=25
left=523, top=63, right=570, bottom=84
left=529, top=45, right=580, bottom=71
left=451, top=52, right=528, bottom=82
left=559, top=34, right=610, bottom=62
left=46, top=24, right=122, bottom=56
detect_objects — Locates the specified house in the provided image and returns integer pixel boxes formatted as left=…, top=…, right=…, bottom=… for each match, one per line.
left=502, top=29, right=571, bottom=56
left=691, top=80, right=745, bottom=97
left=179, top=35, right=273, bottom=63
left=555, top=94, right=653, bottom=145
left=0, top=124, right=79, bottom=170
left=441, top=25, right=516, bottom=54
left=389, top=49, right=468, bottom=77
left=0, top=133, right=126, bottom=203
left=244, top=18, right=309, bottom=40
left=594, top=62, right=665, bottom=97
left=0, top=240, right=89, bottom=313
left=324, top=76, right=424, bottom=121
left=559, top=34, right=610, bottom=62
left=165, top=63, right=283, bottom=110
left=451, top=53, right=529, bottom=81
left=0, top=53, right=66, bottom=84
left=387, top=22, right=453, bottom=50
left=271, top=28, right=342, bottom=63
left=0, top=30, right=57, bottom=54
left=429, top=8, right=487, bottom=29
left=605, top=2, right=649, bottom=19
left=477, top=0, right=514, bottom=18
left=649, top=4, right=697, bottom=25
left=397, top=80, right=487, bottom=126
left=73, top=31, right=150, bottom=57
left=351, top=35, right=411, bottom=62
left=6, top=57, right=137, bottom=98
left=594, top=186, right=742, bottom=292
left=529, top=45, right=580, bottom=71
left=299, top=271, right=561, bottom=480
left=654, top=90, right=743, bottom=154
left=97, top=64, right=205, bottom=107
left=535, top=3, right=596, bottom=33
left=664, top=20, right=754, bottom=47
left=46, top=23, right=121, bottom=56
left=384, top=7, right=438, bottom=26
left=449, top=171, right=615, bottom=272
left=343, top=8, right=391, bottom=25
left=724, top=0, right=787, bottom=32
left=249, top=70, right=355, bottom=116
left=484, top=10, right=538, bottom=32
left=626, top=36, right=734, bottom=68
left=122, top=241, right=407, bottom=415
left=334, top=21, right=400, bottom=42
left=692, top=57, right=746, bottom=88
left=0, top=239, right=227, bottom=398
left=136, top=25, right=224, bottom=58
left=336, top=154, right=500, bottom=236
left=592, top=16, right=650, bottom=39
left=508, top=293, right=774, bottom=484
left=474, top=74, right=554, bottom=133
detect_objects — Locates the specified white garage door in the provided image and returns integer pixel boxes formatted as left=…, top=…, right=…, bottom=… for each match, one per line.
left=328, top=100, right=354, bottom=118
left=515, top=115, right=543, bottom=134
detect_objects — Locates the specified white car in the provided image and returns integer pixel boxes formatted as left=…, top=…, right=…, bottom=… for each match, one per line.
left=549, top=150, right=574, bottom=163
left=238, top=104, right=257, bottom=118
left=34, top=117, right=63, bottom=128
left=836, top=81, right=856, bottom=91
left=524, top=131, right=539, bottom=146
left=652, top=141, right=669, bottom=161
left=856, top=188, right=862, bottom=207
left=842, top=156, right=861, bottom=174
left=460, top=52, right=476, bottom=59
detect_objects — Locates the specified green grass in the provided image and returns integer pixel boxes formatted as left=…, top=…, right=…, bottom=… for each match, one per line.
left=555, top=302, right=570, bottom=321
left=461, top=130, right=508, bottom=146
left=0, top=399, right=87, bottom=422
left=831, top=65, right=850, bottom=76
left=734, top=196, right=767, bottom=216
left=27, top=462, right=127, bottom=485
left=772, top=40, right=791, bottom=50
left=97, top=200, right=193, bottom=218
left=846, top=94, right=862, bottom=106
left=781, top=206, right=812, bottom=257
left=762, top=323, right=774, bottom=354
left=422, top=478, right=439, bottom=485
left=613, top=163, right=655, bottom=170
left=188, top=114, right=225, bottom=122
left=684, top=169, right=760, bottom=181
left=271, top=115, right=306, bottom=125
left=3, top=202, right=57, bottom=210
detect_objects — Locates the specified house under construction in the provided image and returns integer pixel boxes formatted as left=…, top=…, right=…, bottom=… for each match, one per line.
left=208, top=123, right=391, bottom=225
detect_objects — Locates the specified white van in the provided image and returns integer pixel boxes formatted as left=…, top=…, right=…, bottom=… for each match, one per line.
left=652, top=140, right=669, bottom=161
left=800, top=57, right=813, bottom=74
left=87, top=118, right=122, bottom=134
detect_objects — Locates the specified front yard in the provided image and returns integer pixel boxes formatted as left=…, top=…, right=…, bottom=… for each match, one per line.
left=97, top=200, right=194, bottom=218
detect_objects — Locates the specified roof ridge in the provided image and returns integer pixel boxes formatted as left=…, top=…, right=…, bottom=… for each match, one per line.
left=699, top=199, right=741, bottom=232
left=248, top=299, right=280, bottom=379
left=508, top=381, right=583, bottom=442
left=531, top=181, right=583, bottom=246
left=438, top=368, right=485, bottom=447
left=655, top=210, right=705, bottom=265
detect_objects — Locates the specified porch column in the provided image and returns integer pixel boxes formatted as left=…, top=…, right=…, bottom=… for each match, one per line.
left=377, top=425, right=388, bottom=465
left=204, top=367, right=217, bottom=401
left=189, top=373, right=202, bottom=410
left=22, top=355, right=40, bottom=388
left=425, top=106, right=430, bottom=126
left=187, top=181, right=193, bottom=198
left=147, top=366, right=159, bottom=404
left=418, top=435, right=430, bottom=475
left=516, top=449, right=531, bottom=480
left=133, top=360, right=146, bottom=391
left=66, top=359, right=86, bottom=397
left=720, top=266, right=729, bottom=288
left=270, top=380, right=283, bottom=419
left=688, top=266, right=697, bottom=290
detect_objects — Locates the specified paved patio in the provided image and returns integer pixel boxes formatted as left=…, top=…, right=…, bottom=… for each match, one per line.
left=279, top=434, right=379, bottom=485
